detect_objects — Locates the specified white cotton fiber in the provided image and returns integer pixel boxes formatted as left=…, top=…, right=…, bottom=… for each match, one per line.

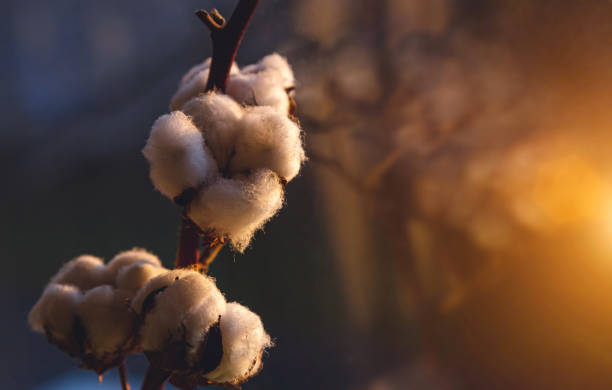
left=133, top=270, right=225, bottom=351
left=241, top=53, right=295, bottom=89
left=227, top=53, right=295, bottom=114
left=78, top=286, right=135, bottom=356
left=106, top=248, right=162, bottom=284
left=188, top=169, right=284, bottom=251
left=181, top=93, right=244, bottom=169
left=183, top=288, right=227, bottom=364
left=28, top=284, right=83, bottom=338
left=116, top=262, right=167, bottom=293
left=170, top=59, right=240, bottom=111
left=229, top=106, right=305, bottom=181
left=204, top=302, right=272, bottom=384
left=143, top=111, right=219, bottom=200
left=51, top=255, right=107, bottom=291
left=227, top=72, right=291, bottom=115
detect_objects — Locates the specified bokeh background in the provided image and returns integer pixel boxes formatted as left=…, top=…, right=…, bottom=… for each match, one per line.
left=5, top=0, right=612, bottom=389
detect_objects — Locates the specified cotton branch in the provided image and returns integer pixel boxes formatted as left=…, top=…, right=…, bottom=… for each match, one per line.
left=175, top=0, right=260, bottom=270
left=196, top=0, right=260, bottom=92
left=118, top=362, right=131, bottom=390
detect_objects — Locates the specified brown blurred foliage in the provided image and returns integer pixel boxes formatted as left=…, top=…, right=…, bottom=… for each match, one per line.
left=290, top=0, right=612, bottom=388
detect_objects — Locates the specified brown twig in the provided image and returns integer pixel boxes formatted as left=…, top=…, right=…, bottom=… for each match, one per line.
left=118, top=361, right=131, bottom=390
left=196, top=0, right=261, bottom=92
left=140, top=365, right=170, bottom=390
left=175, top=207, right=202, bottom=268
left=175, top=0, right=259, bottom=270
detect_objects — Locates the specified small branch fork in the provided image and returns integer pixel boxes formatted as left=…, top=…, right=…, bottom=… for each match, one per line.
left=174, top=0, right=259, bottom=272
left=148, top=2, right=260, bottom=390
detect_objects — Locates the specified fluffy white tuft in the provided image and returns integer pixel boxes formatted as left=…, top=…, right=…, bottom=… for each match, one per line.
left=182, top=93, right=244, bottom=169
left=227, top=53, right=294, bottom=114
left=183, top=287, right=227, bottom=364
left=188, top=169, right=284, bottom=251
left=170, top=59, right=240, bottom=111
left=204, top=302, right=272, bottom=384
left=51, top=255, right=107, bottom=291
left=133, top=270, right=225, bottom=351
left=229, top=106, right=305, bottom=181
left=106, top=248, right=162, bottom=284
left=116, top=262, right=167, bottom=293
left=143, top=111, right=219, bottom=200
left=78, top=286, right=135, bottom=356
left=28, top=284, right=83, bottom=338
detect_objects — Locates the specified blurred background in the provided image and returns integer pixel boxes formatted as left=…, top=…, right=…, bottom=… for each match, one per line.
left=4, top=0, right=612, bottom=389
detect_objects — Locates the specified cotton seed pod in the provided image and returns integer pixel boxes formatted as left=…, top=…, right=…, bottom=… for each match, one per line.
left=168, top=302, right=272, bottom=389
left=142, top=111, right=219, bottom=200
left=204, top=302, right=272, bottom=385
left=182, top=93, right=244, bottom=170
left=78, top=286, right=137, bottom=358
left=28, top=283, right=83, bottom=340
left=131, top=269, right=226, bottom=352
left=229, top=105, right=306, bottom=182
left=188, top=169, right=284, bottom=252
left=106, top=248, right=163, bottom=284
left=116, top=262, right=168, bottom=293
left=50, top=255, right=107, bottom=291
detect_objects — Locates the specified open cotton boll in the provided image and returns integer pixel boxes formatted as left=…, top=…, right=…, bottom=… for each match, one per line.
left=182, top=93, right=244, bottom=169
left=229, top=106, right=305, bottom=181
left=241, top=53, right=295, bottom=89
left=143, top=111, right=219, bottom=200
left=51, top=255, right=107, bottom=291
left=188, top=169, right=284, bottom=252
left=170, top=59, right=240, bottom=111
left=134, top=270, right=225, bottom=351
left=78, top=286, right=136, bottom=356
left=227, top=72, right=292, bottom=115
left=183, top=289, right=227, bottom=364
left=204, top=302, right=272, bottom=384
left=106, top=248, right=162, bottom=284
left=116, top=262, right=167, bottom=293
left=29, top=284, right=83, bottom=338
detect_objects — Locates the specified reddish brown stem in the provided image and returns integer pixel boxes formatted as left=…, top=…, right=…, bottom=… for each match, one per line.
left=118, top=362, right=131, bottom=390
left=175, top=0, right=258, bottom=269
left=175, top=208, right=201, bottom=268
left=140, top=365, right=170, bottom=390
left=196, top=0, right=261, bottom=92
left=199, top=235, right=226, bottom=273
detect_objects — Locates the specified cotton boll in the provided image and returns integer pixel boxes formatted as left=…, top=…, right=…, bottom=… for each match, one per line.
left=188, top=169, right=284, bottom=251
left=227, top=72, right=291, bottom=115
left=106, top=248, right=162, bottom=284
left=78, top=286, right=135, bottom=356
left=28, top=284, right=82, bottom=339
left=51, top=255, right=107, bottom=291
left=134, top=270, right=225, bottom=351
left=229, top=106, right=305, bottom=181
left=170, top=60, right=240, bottom=111
left=204, top=302, right=272, bottom=384
left=183, top=289, right=227, bottom=364
left=182, top=93, right=244, bottom=169
left=116, top=263, right=167, bottom=293
left=243, top=53, right=295, bottom=89
left=143, top=111, right=219, bottom=200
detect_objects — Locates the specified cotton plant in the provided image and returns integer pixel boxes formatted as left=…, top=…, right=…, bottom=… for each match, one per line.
left=28, top=1, right=305, bottom=389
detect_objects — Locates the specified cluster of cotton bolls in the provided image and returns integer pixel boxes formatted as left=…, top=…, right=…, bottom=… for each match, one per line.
left=29, top=250, right=272, bottom=386
left=143, top=53, right=306, bottom=251
left=28, top=249, right=165, bottom=374
left=132, top=268, right=272, bottom=388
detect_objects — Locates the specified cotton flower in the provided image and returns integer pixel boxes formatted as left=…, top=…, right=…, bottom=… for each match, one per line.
left=144, top=64, right=306, bottom=250
left=29, top=249, right=167, bottom=374
left=142, top=111, right=219, bottom=200
left=204, top=302, right=272, bottom=385
left=132, top=269, right=271, bottom=388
